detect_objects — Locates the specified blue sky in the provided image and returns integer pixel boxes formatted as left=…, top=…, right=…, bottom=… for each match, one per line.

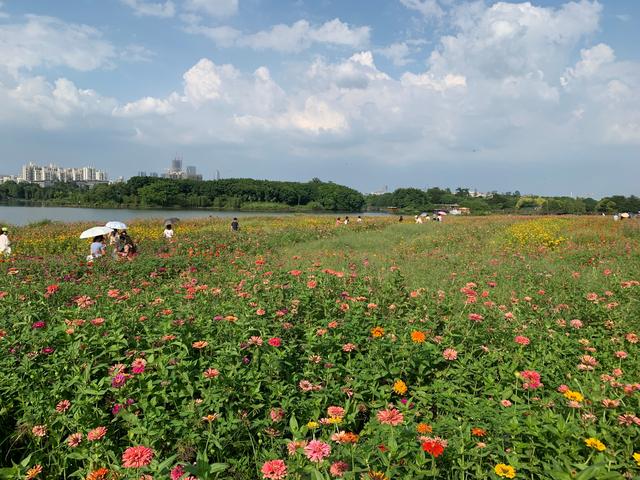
left=0, top=0, right=639, bottom=197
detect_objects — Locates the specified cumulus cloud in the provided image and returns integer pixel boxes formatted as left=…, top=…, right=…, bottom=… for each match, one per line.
left=184, top=0, right=238, bottom=17
left=186, top=18, right=370, bottom=52
left=399, top=0, right=445, bottom=19
left=375, top=42, right=412, bottom=66
left=0, top=15, right=116, bottom=75
left=119, top=0, right=175, bottom=18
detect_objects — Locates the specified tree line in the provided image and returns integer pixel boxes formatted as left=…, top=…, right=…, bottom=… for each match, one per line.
left=0, top=179, right=637, bottom=214
left=0, top=177, right=366, bottom=212
left=365, top=187, right=640, bottom=214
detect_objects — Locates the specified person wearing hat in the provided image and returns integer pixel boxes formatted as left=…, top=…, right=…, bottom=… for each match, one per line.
left=0, top=227, right=11, bottom=256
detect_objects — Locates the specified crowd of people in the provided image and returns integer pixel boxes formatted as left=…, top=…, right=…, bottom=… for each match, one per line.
left=88, top=229, right=138, bottom=262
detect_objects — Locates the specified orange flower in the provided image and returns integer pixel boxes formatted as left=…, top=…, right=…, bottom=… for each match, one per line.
left=85, top=468, right=109, bottom=480
left=25, top=465, right=43, bottom=480
left=371, top=326, right=385, bottom=338
left=416, top=423, right=432, bottom=434
left=471, top=427, right=487, bottom=437
left=411, top=330, right=426, bottom=343
left=192, top=341, right=208, bottom=349
left=393, top=380, right=407, bottom=395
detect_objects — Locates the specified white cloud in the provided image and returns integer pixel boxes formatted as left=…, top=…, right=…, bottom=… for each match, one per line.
left=184, top=0, right=238, bottom=17
left=120, top=0, right=175, bottom=18
left=113, top=95, right=178, bottom=117
left=183, top=58, right=239, bottom=104
left=561, top=43, right=615, bottom=86
left=187, top=18, right=370, bottom=52
left=375, top=42, right=412, bottom=66
left=120, top=44, right=156, bottom=63
left=0, top=15, right=116, bottom=75
left=1, top=76, right=116, bottom=129
left=399, top=0, right=444, bottom=18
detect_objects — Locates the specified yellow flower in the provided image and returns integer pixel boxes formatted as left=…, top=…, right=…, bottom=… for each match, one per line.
left=393, top=379, right=408, bottom=395
left=307, top=421, right=319, bottom=429
left=411, top=330, right=426, bottom=343
left=584, top=437, right=606, bottom=451
left=633, top=452, right=640, bottom=466
left=327, top=416, right=342, bottom=424
left=371, top=326, right=385, bottom=338
left=564, top=390, right=584, bottom=402
left=494, top=464, right=516, bottom=478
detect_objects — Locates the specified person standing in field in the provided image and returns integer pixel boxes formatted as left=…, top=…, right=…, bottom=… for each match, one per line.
left=163, top=224, right=174, bottom=239
left=344, top=216, right=350, bottom=225
left=0, top=227, right=11, bottom=256
left=398, top=216, right=403, bottom=223
left=231, top=217, right=239, bottom=232
left=335, top=217, right=341, bottom=226
left=357, top=216, right=363, bottom=223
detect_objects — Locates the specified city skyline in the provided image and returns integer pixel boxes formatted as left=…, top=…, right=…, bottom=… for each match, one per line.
left=0, top=1, right=639, bottom=197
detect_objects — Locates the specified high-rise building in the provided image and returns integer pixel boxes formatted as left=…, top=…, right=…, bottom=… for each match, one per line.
left=18, top=162, right=108, bottom=186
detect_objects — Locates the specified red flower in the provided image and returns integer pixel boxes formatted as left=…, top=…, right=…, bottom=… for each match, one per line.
left=422, top=439, right=445, bottom=457
left=268, top=337, right=282, bottom=347
left=121, top=445, right=153, bottom=468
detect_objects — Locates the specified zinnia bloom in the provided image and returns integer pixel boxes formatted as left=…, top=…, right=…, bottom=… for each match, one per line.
left=376, top=407, right=404, bottom=426
left=304, top=440, right=331, bottom=463
left=67, top=432, right=83, bottom=448
left=422, top=439, right=444, bottom=458
left=471, top=427, right=487, bottom=437
left=633, top=452, right=640, bottom=466
left=329, top=461, right=349, bottom=478
left=416, top=423, right=432, bottom=434
left=203, top=368, right=220, bottom=379
left=56, top=400, right=71, bottom=413
left=494, top=464, right=516, bottom=478
left=371, top=326, right=385, bottom=338
left=268, top=337, right=282, bottom=347
left=584, top=437, right=606, bottom=451
left=87, top=426, right=107, bottom=441
left=443, top=348, right=458, bottom=361
left=327, top=406, right=345, bottom=418
left=261, top=459, right=287, bottom=480
left=514, top=336, right=530, bottom=346
left=520, top=370, right=543, bottom=389
left=564, top=390, right=584, bottom=402
left=122, top=445, right=154, bottom=468
left=393, top=380, right=407, bottom=395
left=411, top=330, right=426, bottom=343
left=31, top=425, right=47, bottom=437
left=86, top=468, right=110, bottom=480
left=25, top=465, right=43, bottom=480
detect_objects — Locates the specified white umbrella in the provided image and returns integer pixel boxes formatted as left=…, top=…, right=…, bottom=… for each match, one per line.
left=437, top=211, right=448, bottom=215
left=620, top=212, right=630, bottom=219
left=105, top=221, right=127, bottom=230
left=80, top=226, right=113, bottom=239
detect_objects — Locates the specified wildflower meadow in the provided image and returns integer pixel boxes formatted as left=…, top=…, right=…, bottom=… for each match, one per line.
left=0, top=216, right=639, bottom=479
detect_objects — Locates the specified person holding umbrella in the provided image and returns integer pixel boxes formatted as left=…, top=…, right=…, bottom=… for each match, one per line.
left=0, top=227, right=11, bottom=256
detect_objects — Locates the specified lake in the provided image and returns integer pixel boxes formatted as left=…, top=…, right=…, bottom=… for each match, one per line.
left=0, top=205, right=385, bottom=226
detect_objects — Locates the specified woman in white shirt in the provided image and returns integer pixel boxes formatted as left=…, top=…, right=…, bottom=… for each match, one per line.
left=163, top=224, right=174, bottom=239
left=0, top=228, right=11, bottom=256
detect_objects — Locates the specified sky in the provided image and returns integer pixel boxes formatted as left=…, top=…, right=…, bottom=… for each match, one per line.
left=0, top=0, right=639, bottom=197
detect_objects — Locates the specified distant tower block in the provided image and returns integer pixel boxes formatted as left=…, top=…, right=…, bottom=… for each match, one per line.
left=186, top=166, right=196, bottom=176
left=171, top=157, right=182, bottom=172
left=216, top=170, right=221, bottom=180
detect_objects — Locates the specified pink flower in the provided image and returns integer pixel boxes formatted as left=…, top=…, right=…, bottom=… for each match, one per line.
left=514, top=336, right=530, bottom=346
left=122, top=446, right=154, bottom=468
left=329, top=461, right=349, bottom=478
left=270, top=408, right=285, bottom=422
left=468, top=313, right=484, bottom=322
left=304, top=440, right=331, bottom=463
left=111, top=373, right=129, bottom=388
left=520, top=370, right=543, bottom=389
left=342, top=343, right=357, bottom=352
left=376, top=407, right=404, bottom=426
left=327, top=406, right=345, bottom=418
left=443, top=349, right=458, bottom=361
left=87, top=426, right=107, bottom=441
left=203, top=368, right=220, bottom=379
left=570, top=319, right=583, bottom=329
left=32, top=321, right=46, bottom=329
left=66, top=432, right=83, bottom=447
left=31, top=425, right=47, bottom=437
left=500, top=399, right=512, bottom=407
left=56, top=400, right=71, bottom=413
left=557, top=384, right=570, bottom=393
left=131, top=358, right=147, bottom=374
left=287, top=440, right=308, bottom=456
left=268, top=337, right=282, bottom=347
left=615, top=351, right=628, bottom=359
left=261, top=459, right=288, bottom=479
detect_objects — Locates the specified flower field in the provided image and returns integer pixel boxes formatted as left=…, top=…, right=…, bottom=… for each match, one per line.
left=0, top=215, right=639, bottom=479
